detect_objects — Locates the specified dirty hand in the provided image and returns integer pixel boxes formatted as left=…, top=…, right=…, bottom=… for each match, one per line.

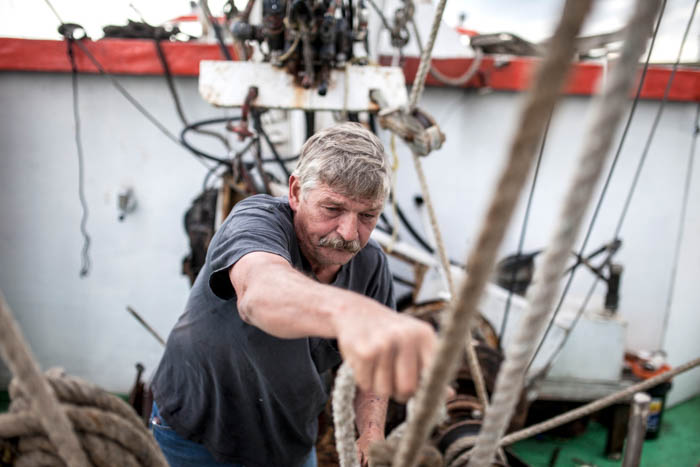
left=333, top=304, right=437, bottom=402
left=356, top=428, right=383, bottom=467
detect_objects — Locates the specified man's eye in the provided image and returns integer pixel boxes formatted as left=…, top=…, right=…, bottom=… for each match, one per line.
left=362, top=213, right=377, bottom=220
left=325, top=207, right=340, bottom=212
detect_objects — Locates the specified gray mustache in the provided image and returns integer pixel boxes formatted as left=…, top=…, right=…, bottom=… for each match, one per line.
left=318, top=235, right=361, bottom=253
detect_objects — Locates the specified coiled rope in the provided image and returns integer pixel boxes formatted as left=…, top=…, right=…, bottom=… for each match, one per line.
left=0, top=290, right=167, bottom=467
left=465, top=1, right=663, bottom=465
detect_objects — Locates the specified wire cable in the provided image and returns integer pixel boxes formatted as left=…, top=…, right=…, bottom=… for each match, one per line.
left=660, top=102, right=699, bottom=343
left=152, top=39, right=232, bottom=151
left=498, top=111, right=551, bottom=342
left=67, top=39, right=92, bottom=278
left=525, top=0, right=669, bottom=370
left=180, top=116, right=299, bottom=165
left=614, top=0, right=698, bottom=238
left=253, top=111, right=293, bottom=179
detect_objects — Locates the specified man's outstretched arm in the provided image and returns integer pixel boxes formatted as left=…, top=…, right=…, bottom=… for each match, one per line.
left=229, top=251, right=436, bottom=401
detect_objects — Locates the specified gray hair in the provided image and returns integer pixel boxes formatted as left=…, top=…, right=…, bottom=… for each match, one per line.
left=292, top=122, right=391, bottom=201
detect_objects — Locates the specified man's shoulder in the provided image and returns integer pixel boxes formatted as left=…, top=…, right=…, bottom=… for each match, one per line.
left=221, top=195, right=293, bottom=228
left=232, top=194, right=290, bottom=214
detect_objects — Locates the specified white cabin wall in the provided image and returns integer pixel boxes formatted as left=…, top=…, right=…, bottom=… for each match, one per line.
left=1, top=70, right=698, bottom=405
left=0, top=71, right=233, bottom=391
left=660, top=124, right=700, bottom=406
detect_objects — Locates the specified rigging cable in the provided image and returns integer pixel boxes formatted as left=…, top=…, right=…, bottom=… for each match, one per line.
left=66, top=37, right=91, bottom=278
left=498, top=111, right=551, bottom=343
left=660, top=103, right=699, bottom=343
left=44, top=0, right=231, bottom=170
left=529, top=0, right=697, bottom=377
left=525, top=0, right=669, bottom=372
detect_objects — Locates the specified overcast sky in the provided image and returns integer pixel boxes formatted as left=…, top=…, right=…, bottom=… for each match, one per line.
left=1, top=0, right=698, bottom=62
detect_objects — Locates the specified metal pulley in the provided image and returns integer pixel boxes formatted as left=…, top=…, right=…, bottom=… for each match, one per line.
left=370, top=89, right=446, bottom=156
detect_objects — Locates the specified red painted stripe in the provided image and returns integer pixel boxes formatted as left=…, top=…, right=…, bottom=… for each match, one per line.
left=0, top=37, right=238, bottom=76
left=383, top=55, right=699, bottom=102
left=0, top=38, right=697, bottom=101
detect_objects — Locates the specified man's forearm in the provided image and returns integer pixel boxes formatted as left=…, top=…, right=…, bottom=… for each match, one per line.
left=233, top=255, right=387, bottom=339
left=354, top=387, right=388, bottom=438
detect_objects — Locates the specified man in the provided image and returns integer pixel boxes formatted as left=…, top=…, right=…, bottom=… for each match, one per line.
left=150, top=122, right=437, bottom=467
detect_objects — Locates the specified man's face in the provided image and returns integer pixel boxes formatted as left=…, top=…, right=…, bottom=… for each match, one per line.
left=289, top=176, right=383, bottom=269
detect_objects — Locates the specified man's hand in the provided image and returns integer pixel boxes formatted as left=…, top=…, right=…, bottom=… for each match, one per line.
left=334, top=308, right=437, bottom=402
left=356, top=429, right=382, bottom=467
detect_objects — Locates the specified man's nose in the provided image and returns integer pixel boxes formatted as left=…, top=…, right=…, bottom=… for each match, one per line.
left=336, top=213, right=359, bottom=241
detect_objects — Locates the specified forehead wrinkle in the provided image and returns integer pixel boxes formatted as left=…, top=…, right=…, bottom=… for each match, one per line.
left=311, top=184, right=384, bottom=211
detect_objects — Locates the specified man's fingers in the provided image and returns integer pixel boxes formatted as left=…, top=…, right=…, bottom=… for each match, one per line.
left=349, top=345, right=376, bottom=392
left=372, top=340, right=396, bottom=398
left=394, top=343, right=419, bottom=402
left=418, top=326, right=437, bottom=378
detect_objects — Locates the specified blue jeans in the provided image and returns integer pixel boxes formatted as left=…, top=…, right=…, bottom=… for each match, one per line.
left=150, top=402, right=317, bottom=467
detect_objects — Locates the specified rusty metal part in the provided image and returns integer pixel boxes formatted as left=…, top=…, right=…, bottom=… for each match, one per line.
left=227, top=86, right=259, bottom=140
left=127, top=363, right=154, bottom=426
left=371, top=89, right=445, bottom=157
left=300, top=27, right=314, bottom=88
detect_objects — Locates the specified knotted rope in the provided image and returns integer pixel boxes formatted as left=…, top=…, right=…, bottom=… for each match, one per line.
left=466, top=1, right=662, bottom=465
left=0, top=290, right=167, bottom=467
left=388, top=1, right=593, bottom=466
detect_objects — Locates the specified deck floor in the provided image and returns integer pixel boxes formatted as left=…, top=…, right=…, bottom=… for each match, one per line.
left=511, top=395, right=700, bottom=466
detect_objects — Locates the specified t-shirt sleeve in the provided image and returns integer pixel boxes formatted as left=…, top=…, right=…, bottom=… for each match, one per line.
left=207, top=201, right=294, bottom=300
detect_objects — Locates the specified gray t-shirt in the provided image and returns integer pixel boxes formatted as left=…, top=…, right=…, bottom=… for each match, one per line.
left=151, top=195, right=395, bottom=467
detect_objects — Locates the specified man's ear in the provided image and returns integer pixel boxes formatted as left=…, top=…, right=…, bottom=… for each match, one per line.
left=288, top=175, right=301, bottom=211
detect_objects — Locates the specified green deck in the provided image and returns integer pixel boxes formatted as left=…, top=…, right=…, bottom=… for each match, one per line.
left=511, top=396, right=700, bottom=466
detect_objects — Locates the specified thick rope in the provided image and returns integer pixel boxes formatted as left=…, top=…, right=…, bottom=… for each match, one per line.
left=0, top=290, right=91, bottom=467
left=0, top=291, right=167, bottom=467
left=387, top=134, right=401, bottom=252
left=333, top=362, right=359, bottom=467
left=389, top=1, right=593, bottom=466
left=404, top=0, right=456, bottom=296
left=409, top=153, right=454, bottom=294
left=464, top=337, right=489, bottom=409
left=446, top=356, right=700, bottom=466
left=407, top=0, right=448, bottom=112
left=466, top=2, right=662, bottom=465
